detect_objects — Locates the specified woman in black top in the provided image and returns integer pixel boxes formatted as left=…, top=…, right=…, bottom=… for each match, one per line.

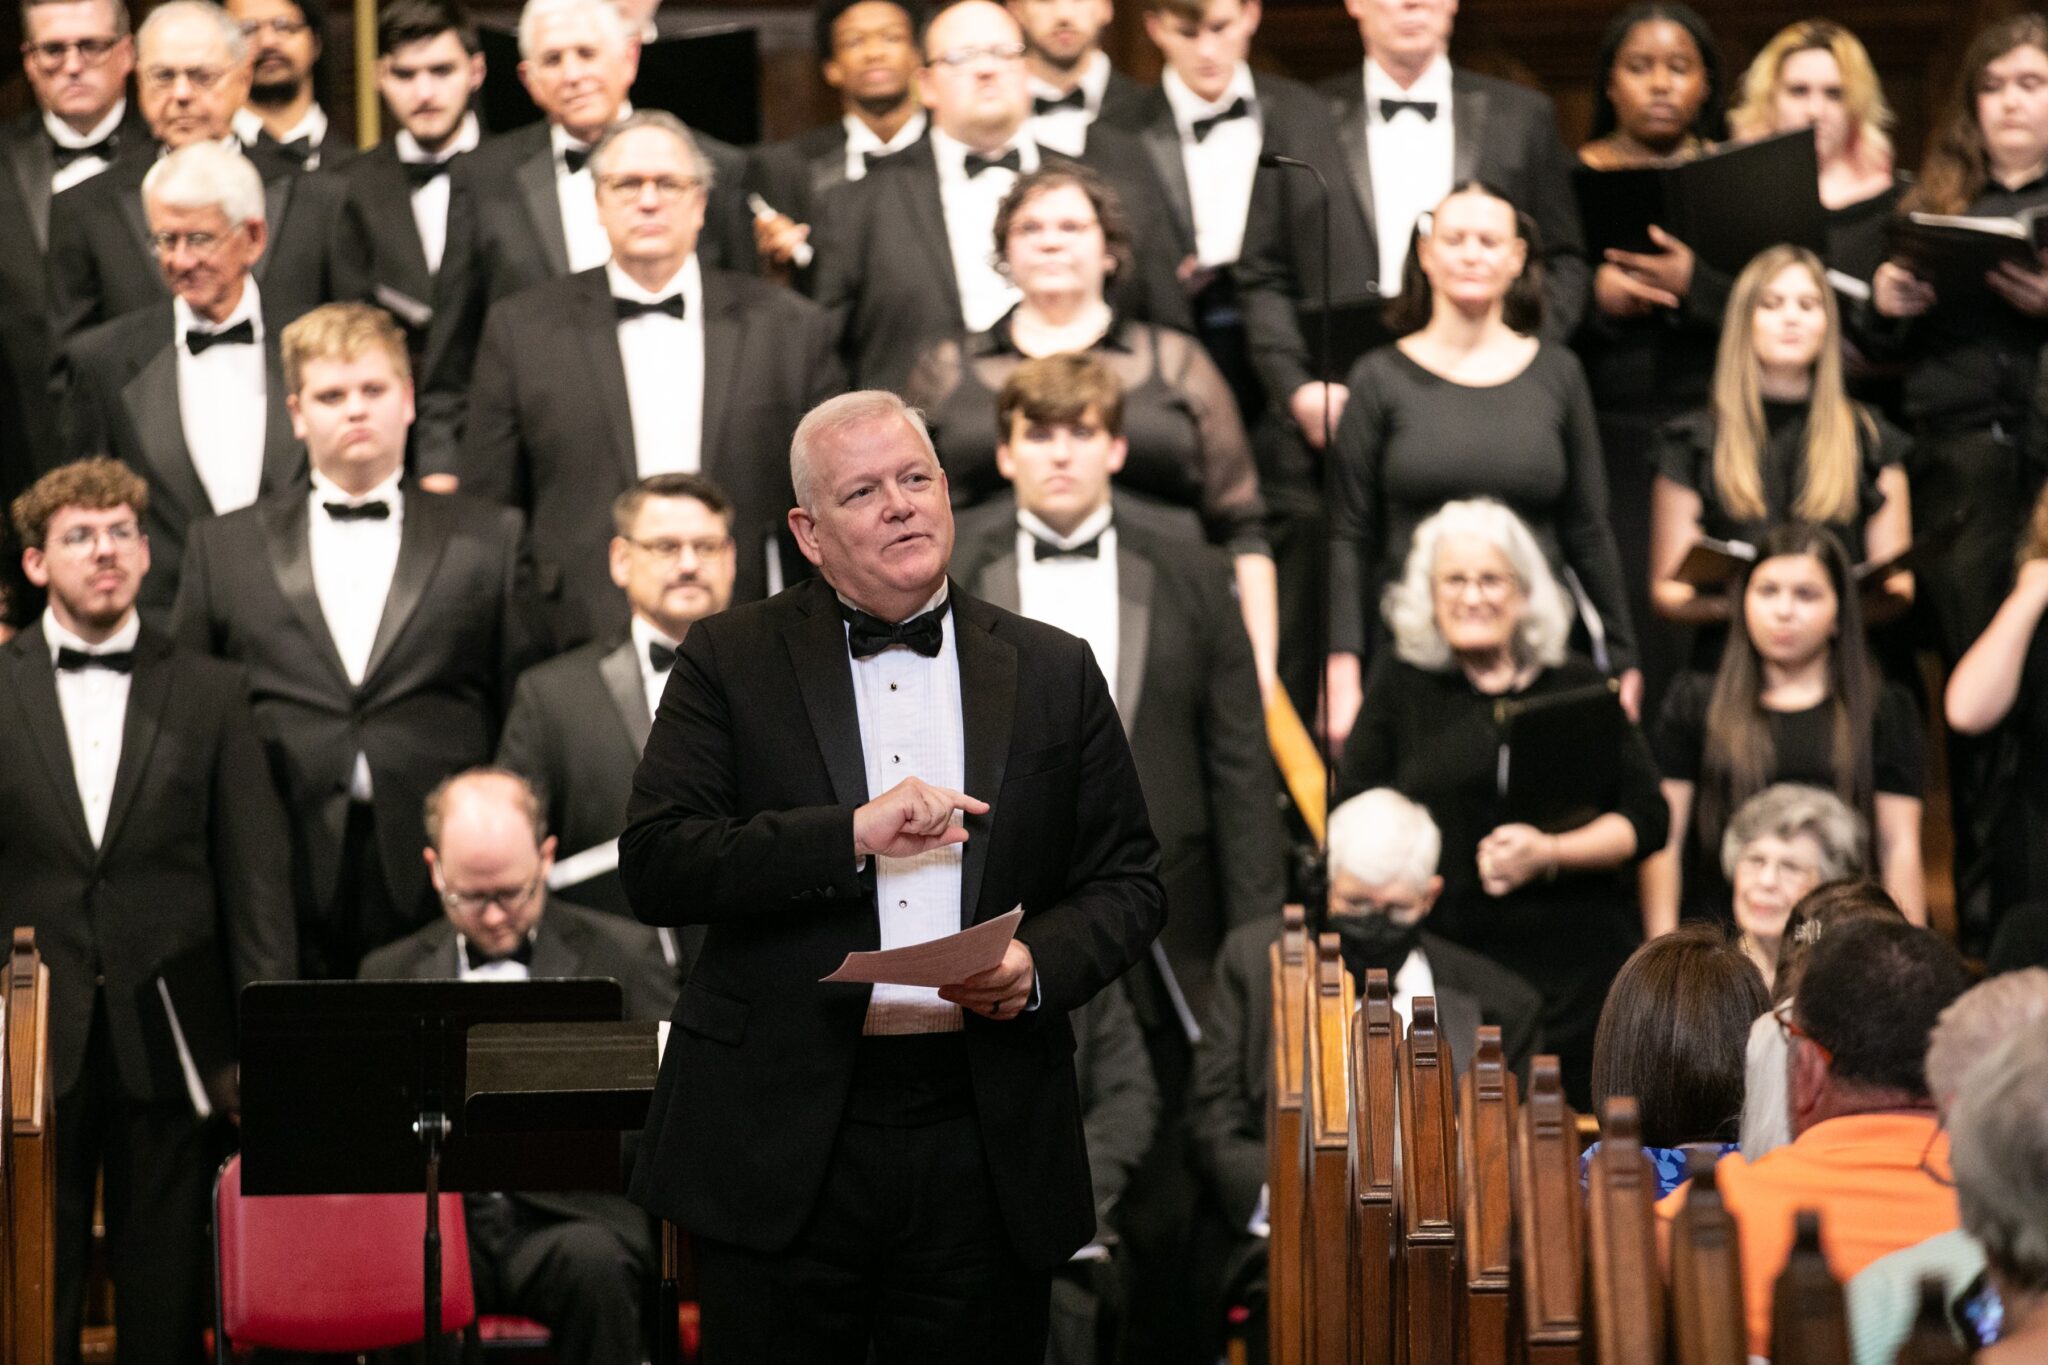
left=1338, top=498, right=1667, bottom=1109
left=1646, top=524, right=1925, bottom=932
left=1325, top=181, right=1639, bottom=748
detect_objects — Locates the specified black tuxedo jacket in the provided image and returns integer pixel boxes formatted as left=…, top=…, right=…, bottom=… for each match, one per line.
left=169, top=486, right=537, bottom=921
left=809, top=130, right=1195, bottom=391
left=457, top=264, right=841, bottom=645
left=329, top=138, right=447, bottom=337
left=60, top=302, right=304, bottom=615
left=620, top=576, right=1165, bottom=1267
left=951, top=496, right=1284, bottom=1022
left=1189, top=917, right=1544, bottom=1228
left=1236, top=65, right=1589, bottom=404
left=742, top=120, right=888, bottom=242
left=0, top=623, right=295, bottom=1102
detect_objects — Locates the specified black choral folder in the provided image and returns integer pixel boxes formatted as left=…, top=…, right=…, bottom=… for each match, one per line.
left=1494, top=680, right=1628, bottom=835
left=1886, top=207, right=2048, bottom=300
left=1574, top=129, right=1825, bottom=274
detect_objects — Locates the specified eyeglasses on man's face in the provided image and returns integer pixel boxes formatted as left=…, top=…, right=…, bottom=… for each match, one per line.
left=22, top=36, right=122, bottom=69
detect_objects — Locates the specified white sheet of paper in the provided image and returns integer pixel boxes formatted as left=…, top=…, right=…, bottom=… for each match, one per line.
left=548, top=838, right=620, bottom=889
left=822, top=907, right=1025, bottom=987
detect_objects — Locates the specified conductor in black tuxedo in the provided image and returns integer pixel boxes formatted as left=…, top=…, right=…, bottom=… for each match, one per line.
left=172, top=302, right=536, bottom=979
left=360, top=768, right=677, bottom=1365
left=621, top=389, right=1166, bottom=1359
left=61, top=140, right=304, bottom=616
left=1, top=458, right=294, bottom=1365
left=497, top=471, right=736, bottom=932
left=460, top=111, right=842, bottom=645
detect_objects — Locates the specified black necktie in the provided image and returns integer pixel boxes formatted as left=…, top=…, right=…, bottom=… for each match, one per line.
left=185, top=319, right=256, bottom=356
left=462, top=936, right=534, bottom=972
left=56, top=647, right=134, bottom=674
left=1379, top=97, right=1438, bottom=122
left=648, top=640, right=677, bottom=672
left=274, top=134, right=315, bottom=167
left=1033, top=87, right=1087, bottom=116
left=563, top=144, right=591, bottom=174
left=1032, top=533, right=1102, bottom=561
left=963, top=148, right=1022, bottom=179
left=614, top=295, right=687, bottom=322
left=51, top=133, right=116, bottom=168
left=1191, top=96, right=1252, bottom=143
left=844, top=603, right=946, bottom=660
left=401, top=157, right=451, bottom=189
left=323, top=500, right=391, bottom=522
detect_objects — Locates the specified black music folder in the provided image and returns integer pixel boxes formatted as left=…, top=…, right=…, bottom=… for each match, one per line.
left=1493, top=680, right=1627, bottom=835
left=1574, top=129, right=1826, bottom=274
left=1886, top=206, right=2048, bottom=299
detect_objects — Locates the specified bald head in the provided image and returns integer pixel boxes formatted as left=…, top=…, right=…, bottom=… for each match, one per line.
left=920, top=0, right=1029, bottom=148
left=423, top=768, right=556, bottom=956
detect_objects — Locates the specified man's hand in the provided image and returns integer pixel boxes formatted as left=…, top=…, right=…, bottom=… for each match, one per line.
left=939, top=939, right=1035, bottom=1020
left=853, top=777, right=990, bottom=859
left=754, top=210, right=811, bottom=268
left=1288, top=381, right=1349, bottom=450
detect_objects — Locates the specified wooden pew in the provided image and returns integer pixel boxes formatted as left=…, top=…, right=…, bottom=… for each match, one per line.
left=1299, top=932, right=1354, bottom=1365
left=1668, top=1152, right=1745, bottom=1365
left=1267, top=906, right=1309, bottom=1365
left=1348, top=969, right=1399, bottom=1365
left=7, top=928, right=54, bottom=1365
left=0, top=937, right=12, bottom=1356
left=1586, top=1098, right=1664, bottom=1364
left=1457, top=1027, right=1516, bottom=1365
left=1398, top=999, right=1458, bottom=1364
left=1769, top=1211, right=1850, bottom=1365
left=1510, top=1057, right=1583, bottom=1365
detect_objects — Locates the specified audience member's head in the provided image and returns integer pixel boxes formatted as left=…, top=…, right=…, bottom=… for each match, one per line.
left=788, top=391, right=953, bottom=623
left=1324, top=788, right=1443, bottom=981
left=1587, top=3, right=1725, bottom=152
left=1385, top=181, right=1544, bottom=337
left=1950, top=1017, right=2048, bottom=1307
left=994, top=165, right=1133, bottom=298
left=142, top=141, right=266, bottom=323
left=591, top=110, right=713, bottom=281
left=1729, top=19, right=1893, bottom=176
left=920, top=0, right=1030, bottom=150
left=423, top=767, right=557, bottom=957
left=995, top=353, right=1126, bottom=536
left=1141, top=0, right=1258, bottom=106
left=21, top=0, right=134, bottom=130
left=516, top=0, right=637, bottom=143
left=375, top=0, right=483, bottom=151
left=226, top=0, right=319, bottom=110
left=1347, top=0, right=1454, bottom=84
left=609, top=472, right=736, bottom=643
left=136, top=0, right=252, bottom=148
left=815, top=0, right=923, bottom=113
left=1007, top=0, right=1109, bottom=80
left=1770, top=877, right=1903, bottom=1006
left=11, top=459, right=151, bottom=642
left=1925, top=969, right=2048, bottom=1116
left=1383, top=497, right=1573, bottom=674
left=1720, top=784, right=1865, bottom=987
left=281, top=303, right=414, bottom=495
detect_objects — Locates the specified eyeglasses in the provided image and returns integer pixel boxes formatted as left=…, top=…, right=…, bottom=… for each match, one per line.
left=927, top=41, right=1026, bottom=68
left=595, top=174, right=702, bottom=203
left=240, top=17, right=310, bottom=37
left=440, top=869, right=545, bottom=916
left=1916, top=1115, right=1954, bottom=1189
left=21, top=36, right=122, bottom=68
left=1433, top=571, right=1517, bottom=601
left=140, top=63, right=231, bottom=91
left=147, top=227, right=240, bottom=255
left=625, top=535, right=731, bottom=564
left=1781, top=1015, right=1834, bottom=1065
left=52, top=522, right=143, bottom=555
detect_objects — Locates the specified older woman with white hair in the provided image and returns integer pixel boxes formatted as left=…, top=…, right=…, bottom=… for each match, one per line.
left=1337, top=498, right=1667, bottom=1106
left=1939, top=1015, right=2048, bottom=1362
left=1720, top=783, right=1867, bottom=987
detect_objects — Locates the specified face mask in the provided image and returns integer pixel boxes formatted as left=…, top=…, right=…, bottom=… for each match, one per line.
left=1331, top=912, right=1422, bottom=985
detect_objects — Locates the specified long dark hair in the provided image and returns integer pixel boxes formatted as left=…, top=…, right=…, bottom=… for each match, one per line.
left=1907, top=13, right=2048, bottom=216
left=1587, top=2, right=1729, bottom=145
left=1699, top=523, right=1876, bottom=856
left=1383, top=179, right=1546, bottom=337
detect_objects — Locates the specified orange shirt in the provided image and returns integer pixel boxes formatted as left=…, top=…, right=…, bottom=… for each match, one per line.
left=1655, top=1113, right=1959, bottom=1357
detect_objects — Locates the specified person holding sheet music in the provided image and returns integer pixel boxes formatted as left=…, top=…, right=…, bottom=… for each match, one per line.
left=1645, top=524, right=1925, bottom=935
left=1324, top=183, right=1639, bottom=749
left=1335, top=498, right=1666, bottom=1110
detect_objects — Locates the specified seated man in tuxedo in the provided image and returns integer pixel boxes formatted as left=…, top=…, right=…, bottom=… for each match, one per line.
left=361, top=766, right=676, bottom=1365
left=226, top=0, right=336, bottom=168
left=1011, top=0, right=1145, bottom=156
left=497, top=470, right=736, bottom=941
left=45, top=0, right=340, bottom=347
left=460, top=110, right=841, bottom=644
left=173, top=301, right=536, bottom=978
left=809, top=0, right=1190, bottom=391
left=61, top=140, right=303, bottom=615
left=2, top=457, right=294, bottom=1365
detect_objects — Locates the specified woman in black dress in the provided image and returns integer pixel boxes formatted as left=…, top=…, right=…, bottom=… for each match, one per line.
left=1338, top=498, right=1667, bottom=1108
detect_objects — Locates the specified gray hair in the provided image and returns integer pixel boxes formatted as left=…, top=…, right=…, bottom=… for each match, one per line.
left=138, top=0, right=245, bottom=64
left=1328, top=788, right=1441, bottom=890
left=1926, top=969, right=2048, bottom=1111
left=789, top=390, right=937, bottom=513
left=23, top=0, right=131, bottom=39
left=143, top=141, right=265, bottom=227
left=1381, top=498, right=1573, bottom=671
left=588, top=108, right=715, bottom=191
left=517, top=0, right=632, bottom=59
left=1952, top=1016, right=2048, bottom=1293
left=1719, top=783, right=1866, bottom=883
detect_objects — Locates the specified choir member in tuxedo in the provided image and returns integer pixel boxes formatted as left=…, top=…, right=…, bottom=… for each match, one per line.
left=1010, top=0, right=1146, bottom=157
left=360, top=768, right=676, bottom=1365
left=1, top=458, right=295, bottom=1365
left=416, top=0, right=753, bottom=472
left=226, top=0, right=337, bottom=169
left=744, top=0, right=929, bottom=279
left=172, top=302, right=536, bottom=979
left=460, top=112, right=842, bottom=647
left=809, top=0, right=1191, bottom=392
left=497, top=471, right=736, bottom=936
left=330, top=0, right=484, bottom=361
left=1235, top=0, right=1587, bottom=717
left=948, top=353, right=1283, bottom=1361
left=45, top=0, right=342, bottom=348
left=621, top=390, right=1165, bottom=1359
left=478, top=0, right=743, bottom=137
left=60, top=141, right=304, bottom=616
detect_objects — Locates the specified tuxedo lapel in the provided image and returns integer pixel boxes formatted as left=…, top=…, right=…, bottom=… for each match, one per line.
left=1113, top=544, right=1151, bottom=735
left=9, top=126, right=53, bottom=249
left=260, top=341, right=304, bottom=493
left=260, top=494, right=352, bottom=687
left=97, top=629, right=174, bottom=857
left=599, top=636, right=651, bottom=751
left=1329, top=84, right=1377, bottom=236
left=516, top=139, right=571, bottom=276
left=367, top=148, right=434, bottom=287
left=573, top=277, right=639, bottom=485
left=698, top=272, right=742, bottom=465
left=123, top=339, right=213, bottom=521
left=784, top=584, right=869, bottom=810
left=256, top=176, right=291, bottom=282
left=117, top=177, right=155, bottom=270
left=363, top=487, right=451, bottom=685
left=972, top=549, right=1022, bottom=614
left=900, top=150, right=963, bottom=323
left=953, top=591, right=1015, bottom=928
left=1137, top=111, right=1195, bottom=255
left=1451, top=74, right=1488, bottom=184
left=529, top=912, right=582, bottom=978
left=1, top=630, right=94, bottom=859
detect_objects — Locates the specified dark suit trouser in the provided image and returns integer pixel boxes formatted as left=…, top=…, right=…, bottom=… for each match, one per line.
left=55, top=993, right=211, bottom=1365
left=693, top=1035, right=1051, bottom=1364
left=466, top=1193, right=647, bottom=1365
left=304, top=798, right=401, bottom=979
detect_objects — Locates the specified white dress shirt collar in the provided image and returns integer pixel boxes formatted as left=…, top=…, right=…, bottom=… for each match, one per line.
left=44, top=606, right=141, bottom=661
left=396, top=113, right=481, bottom=164
left=928, top=125, right=1039, bottom=183
left=551, top=105, right=632, bottom=168
left=844, top=108, right=928, bottom=180
left=309, top=465, right=404, bottom=512
left=606, top=253, right=699, bottom=306
left=1364, top=52, right=1451, bottom=113
left=630, top=614, right=681, bottom=718
left=233, top=101, right=329, bottom=149
left=1388, top=945, right=1436, bottom=1029
left=1030, top=49, right=1111, bottom=113
left=1161, top=62, right=1256, bottom=136
left=836, top=581, right=950, bottom=625
left=173, top=275, right=263, bottom=344
left=1017, top=501, right=1112, bottom=552
left=45, top=98, right=127, bottom=148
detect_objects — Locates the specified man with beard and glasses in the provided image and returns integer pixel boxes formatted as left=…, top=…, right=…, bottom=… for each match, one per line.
left=226, top=0, right=338, bottom=169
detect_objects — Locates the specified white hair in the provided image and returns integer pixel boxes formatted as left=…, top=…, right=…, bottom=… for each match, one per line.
left=1719, top=783, right=1866, bottom=883
left=588, top=109, right=715, bottom=191
left=1327, top=788, right=1441, bottom=890
left=1952, top=1016, right=2048, bottom=1292
left=1381, top=498, right=1573, bottom=672
left=138, top=0, right=246, bottom=64
left=1926, top=969, right=2048, bottom=1111
left=517, top=0, right=632, bottom=59
left=789, top=390, right=937, bottom=513
left=143, top=141, right=265, bottom=227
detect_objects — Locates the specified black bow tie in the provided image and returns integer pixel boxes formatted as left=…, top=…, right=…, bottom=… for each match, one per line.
left=1191, top=96, right=1252, bottom=143
left=648, top=640, right=677, bottom=672
left=56, top=647, right=134, bottom=674
left=401, top=157, right=451, bottom=189
left=1032, top=533, right=1102, bottom=561
left=1033, top=87, right=1087, bottom=116
left=273, top=133, right=315, bottom=167
left=562, top=144, right=591, bottom=174
left=963, top=147, right=1022, bottom=179
left=844, top=602, right=946, bottom=660
left=324, top=500, right=391, bottom=522
left=185, top=319, right=255, bottom=356
left=614, top=294, right=686, bottom=322
left=51, top=132, right=116, bottom=168
left=462, top=936, right=534, bottom=972
left=1379, top=97, right=1438, bottom=122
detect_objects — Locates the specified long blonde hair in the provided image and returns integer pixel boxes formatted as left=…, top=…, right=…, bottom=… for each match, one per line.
left=1709, top=246, right=1867, bottom=525
left=1728, top=20, right=1894, bottom=179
